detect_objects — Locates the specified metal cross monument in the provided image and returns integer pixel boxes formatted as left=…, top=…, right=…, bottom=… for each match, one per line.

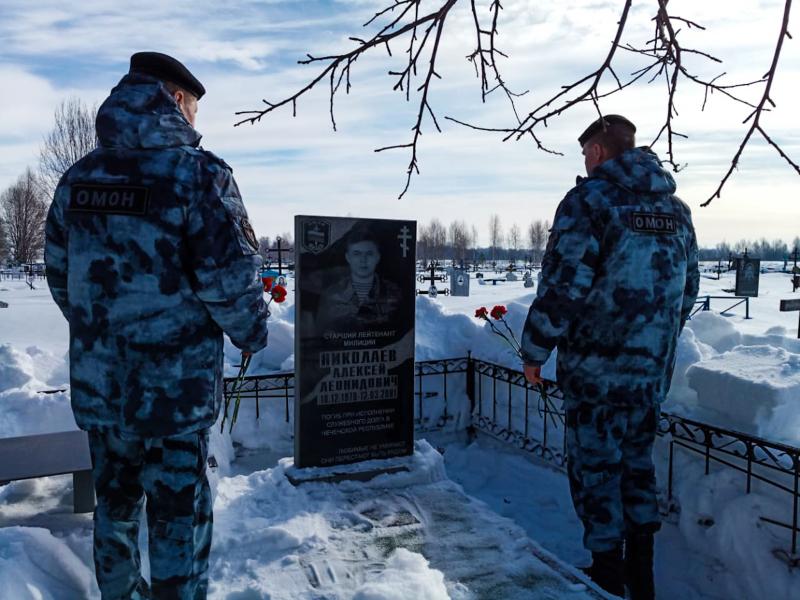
left=267, top=237, right=294, bottom=276
left=416, top=261, right=449, bottom=297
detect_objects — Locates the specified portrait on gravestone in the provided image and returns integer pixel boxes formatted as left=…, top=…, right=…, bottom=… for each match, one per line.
left=295, top=216, right=417, bottom=468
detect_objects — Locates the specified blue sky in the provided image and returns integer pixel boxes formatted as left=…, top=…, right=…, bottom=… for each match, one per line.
left=1, top=0, right=798, bottom=246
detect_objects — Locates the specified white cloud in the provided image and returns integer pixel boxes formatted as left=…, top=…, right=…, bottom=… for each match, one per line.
left=1, top=0, right=798, bottom=245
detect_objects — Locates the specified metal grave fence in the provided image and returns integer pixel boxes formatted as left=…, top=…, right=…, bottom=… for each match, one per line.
left=226, top=354, right=800, bottom=560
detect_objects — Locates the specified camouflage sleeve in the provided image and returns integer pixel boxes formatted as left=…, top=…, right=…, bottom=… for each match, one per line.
left=186, top=166, right=269, bottom=353
left=521, top=190, right=600, bottom=365
left=680, top=220, right=700, bottom=330
left=44, top=186, right=70, bottom=320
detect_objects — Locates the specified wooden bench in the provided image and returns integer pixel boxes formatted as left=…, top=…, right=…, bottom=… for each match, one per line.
left=0, top=430, right=94, bottom=513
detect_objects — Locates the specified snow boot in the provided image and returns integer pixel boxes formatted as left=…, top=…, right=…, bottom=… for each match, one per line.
left=625, top=531, right=655, bottom=600
left=584, top=546, right=625, bottom=597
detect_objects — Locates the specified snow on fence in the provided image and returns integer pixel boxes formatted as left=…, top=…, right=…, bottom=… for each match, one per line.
left=224, top=354, right=800, bottom=562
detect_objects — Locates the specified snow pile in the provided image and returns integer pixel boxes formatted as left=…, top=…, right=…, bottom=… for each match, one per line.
left=686, top=344, right=800, bottom=443
left=0, top=343, right=36, bottom=391
left=664, top=327, right=715, bottom=410
left=0, top=343, right=77, bottom=438
left=415, top=294, right=557, bottom=379
left=684, top=311, right=743, bottom=353
left=668, top=455, right=800, bottom=600
left=0, top=527, right=95, bottom=599
left=352, top=549, right=449, bottom=600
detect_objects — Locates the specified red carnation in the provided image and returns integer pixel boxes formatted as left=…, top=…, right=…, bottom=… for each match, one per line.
left=475, top=307, right=489, bottom=319
left=271, top=284, right=287, bottom=303
left=262, top=276, right=274, bottom=292
left=490, top=305, right=508, bottom=320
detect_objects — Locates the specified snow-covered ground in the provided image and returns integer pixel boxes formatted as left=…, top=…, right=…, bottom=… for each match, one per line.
left=2, top=265, right=800, bottom=599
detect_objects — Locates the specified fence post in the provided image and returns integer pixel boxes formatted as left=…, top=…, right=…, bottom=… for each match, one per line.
left=668, top=439, right=674, bottom=505
left=793, top=455, right=799, bottom=555
left=745, top=297, right=751, bottom=320
left=466, top=351, right=476, bottom=441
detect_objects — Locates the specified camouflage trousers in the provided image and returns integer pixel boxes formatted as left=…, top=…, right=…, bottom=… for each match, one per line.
left=564, top=400, right=661, bottom=553
left=88, top=428, right=213, bottom=599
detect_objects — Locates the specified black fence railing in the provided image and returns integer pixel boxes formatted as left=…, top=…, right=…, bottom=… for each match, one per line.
left=465, top=357, right=799, bottom=560
left=691, top=294, right=751, bottom=319
left=659, top=413, right=800, bottom=561
left=223, top=356, right=469, bottom=432
left=225, top=354, right=800, bottom=560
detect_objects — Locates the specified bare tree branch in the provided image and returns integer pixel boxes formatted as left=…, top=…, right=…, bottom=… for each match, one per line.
left=38, top=98, right=97, bottom=200
left=236, top=0, right=457, bottom=198
left=237, top=0, right=798, bottom=203
left=703, top=0, right=797, bottom=205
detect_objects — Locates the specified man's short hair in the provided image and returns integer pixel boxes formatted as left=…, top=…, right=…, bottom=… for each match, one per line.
left=345, top=227, right=381, bottom=252
left=578, top=114, right=636, bottom=156
left=162, top=80, right=195, bottom=99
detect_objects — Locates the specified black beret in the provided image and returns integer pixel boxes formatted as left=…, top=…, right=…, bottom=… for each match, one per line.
left=578, top=114, right=636, bottom=146
left=129, top=51, right=205, bottom=99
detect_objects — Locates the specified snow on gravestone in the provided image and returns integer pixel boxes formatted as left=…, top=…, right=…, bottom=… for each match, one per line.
left=294, top=216, right=417, bottom=469
left=686, top=345, right=800, bottom=442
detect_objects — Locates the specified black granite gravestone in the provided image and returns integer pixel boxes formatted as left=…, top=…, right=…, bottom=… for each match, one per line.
left=294, top=216, right=417, bottom=468
left=735, top=257, right=760, bottom=297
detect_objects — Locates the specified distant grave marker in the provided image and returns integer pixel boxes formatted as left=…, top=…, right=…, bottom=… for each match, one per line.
left=523, top=271, right=534, bottom=288
left=267, top=236, right=294, bottom=276
left=780, top=298, right=800, bottom=338
left=417, top=262, right=449, bottom=297
left=735, top=253, right=760, bottom=297
left=449, top=268, right=470, bottom=297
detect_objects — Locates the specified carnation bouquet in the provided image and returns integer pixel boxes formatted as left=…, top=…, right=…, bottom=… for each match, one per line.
left=220, top=277, right=288, bottom=433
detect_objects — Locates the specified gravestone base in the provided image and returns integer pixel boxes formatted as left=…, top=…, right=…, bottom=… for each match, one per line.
left=285, top=463, right=410, bottom=487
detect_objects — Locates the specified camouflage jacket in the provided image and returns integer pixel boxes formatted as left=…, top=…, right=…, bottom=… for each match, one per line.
left=521, top=147, right=699, bottom=406
left=45, top=72, right=269, bottom=436
left=317, top=275, right=402, bottom=331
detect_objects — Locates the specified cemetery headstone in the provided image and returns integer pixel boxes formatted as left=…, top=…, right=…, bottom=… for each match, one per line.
left=449, top=268, right=470, bottom=297
left=506, top=272, right=518, bottom=282
left=416, top=262, right=449, bottom=297
left=294, top=216, right=417, bottom=468
left=267, top=236, right=294, bottom=275
left=735, top=256, right=761, bottom=297
left=780, top=298, right=800, bottom=338
left=523, top=271, right=534, bottom=288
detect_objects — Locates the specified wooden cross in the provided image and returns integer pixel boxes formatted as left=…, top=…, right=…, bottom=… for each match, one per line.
left=780, top=299, right=800, bottom=338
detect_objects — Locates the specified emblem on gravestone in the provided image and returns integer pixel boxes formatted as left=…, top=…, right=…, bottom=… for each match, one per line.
left=456, top=274, right=465, bottom=286
left=302, top=220, right=331, bottom=254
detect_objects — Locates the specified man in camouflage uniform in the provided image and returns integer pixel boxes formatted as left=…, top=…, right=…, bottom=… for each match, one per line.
left=45, top=52, right=269, bottom=599
left=521, top=115, right=699, bottom=599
